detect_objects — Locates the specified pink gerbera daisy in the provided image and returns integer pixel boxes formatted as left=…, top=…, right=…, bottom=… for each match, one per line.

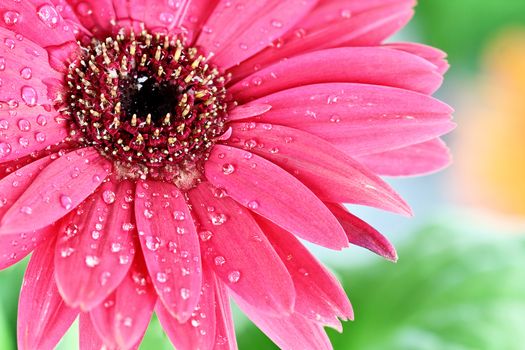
left=0, top=0, right=454, bottom=349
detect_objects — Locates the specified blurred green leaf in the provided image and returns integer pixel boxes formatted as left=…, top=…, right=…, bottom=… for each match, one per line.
left=413, top=0, right=525, bottom=70
left=56, top=320, right=78, bottom=350
left=139, top=315, right=173, bottom=350
left=237, top=222, right=525, bottom=349
left=0, top=303, right=14, bottom=350
left=0, top=259, right=27, bottom=350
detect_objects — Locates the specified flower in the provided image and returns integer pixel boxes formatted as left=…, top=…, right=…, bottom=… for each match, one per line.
left=0, top=1, right=453, bottom=349
left=455, top=28, right=525, bottom=220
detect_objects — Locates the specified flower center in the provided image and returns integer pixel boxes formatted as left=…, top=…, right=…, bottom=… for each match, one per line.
left=64, top=28, right=228, bottom=188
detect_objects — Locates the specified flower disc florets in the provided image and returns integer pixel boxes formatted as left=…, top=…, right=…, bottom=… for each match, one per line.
left=63, top=28, right=228, bottom=188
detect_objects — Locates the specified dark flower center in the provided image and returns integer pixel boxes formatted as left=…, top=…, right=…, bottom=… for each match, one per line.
left=63, top=28, right=228, bottom=188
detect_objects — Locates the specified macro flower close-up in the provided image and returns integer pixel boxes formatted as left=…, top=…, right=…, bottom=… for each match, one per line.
left=0, top=1, right=454, bottom=349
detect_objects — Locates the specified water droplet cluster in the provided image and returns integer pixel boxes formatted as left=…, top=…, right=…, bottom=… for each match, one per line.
left=63, top=28, right=228, bottom=187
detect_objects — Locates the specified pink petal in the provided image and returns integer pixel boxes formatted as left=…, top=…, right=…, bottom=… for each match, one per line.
left=0, top=227, right=54, bottom=269
left=17, top=237, right=78, bottom=350
left=357, top=138, right=452, bottom=177
left=54, top=180, right=136, bottom=310
left=0, top=1, right=76, bottom=48
left=0, top=156, right=56, bottom=269
left=234, top=83, right=455, bottom=156
left=234, top=295, right=332, bottom=350
left=0, top=148, right=111, bottom=234
left=124, top=0, right=191, bottom=33
left=205, top=145, right=348, bottom=249
left=180, top=0, right=221, bottom=44
left=227, top=104, right=272, bottom=121
left=0, top=155, right=53, bottom=218
left=213, top=278, right=237, bottom=350
left=189, top=182, right=295, bottom=315
left=156, top=268, right=217, bottom=350
left=89, top=252, right=157, bottom=349
left=227, top=123, right=412, bottom=215
left=230, top=47, right=443, bottom=102
left=198, top=0, right=317, bottom=69
left=386, top=42, right=450, bottom=75
left=0, top=105, right=69, bottom=164
left=257, top=216, right=353, bottom=330
left=325, top=203, right=397, bottom=262
left=330, top=1, right=414, bottom=47
left=300, top=0, right=414, bottom=32
left=79, top=313, right=104, bottom=350
left=0, top=26, right=67, bottom=107
left=230, top=0, right=415, bottom=81
left=134, top=180, right=202, bottom=322
left=69, top=0, right=120, bottom=37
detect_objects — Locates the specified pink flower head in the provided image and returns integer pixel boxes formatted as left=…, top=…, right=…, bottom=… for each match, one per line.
left=0, top=0, right=454, bottom=349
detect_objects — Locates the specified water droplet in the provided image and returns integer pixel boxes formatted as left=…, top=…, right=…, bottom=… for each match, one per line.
left=143, top=209, right=154, bottom=219
left=213, top=187, right=228, bottom=198
left=145, top=236, right=160, bottom=251
left=17, top=119, right=31, bottom=131
left=0, top=119, right=8, bottom=130
left=64, top=223, right=78, bottom=237
left=3, top=11, right=20, bottom=26
left=329, top=114, right=341, bottom=123
left=0, top=142, right=11, bottom=159
left=159, top=12, right=175, bottom=24
left=21, top=86, right=37, bottom=106
left=37, top=5, right=60, bottom=29
left=271, top=20, right=283, bottom=28
left=222, top=163, right=235, bottom=175
left=60, top=247, right=75, bottom=257
left=305, top=110, right=317, bottom=119
left=85, top=255, right=100, bottom=267
left=36, top=115, right=47, bottom=126
left=199, top=230, right=213, bottom=241
left=210, top=213, right=227, bottom=226
left=340, top=9, right=351, bottom=19
left=4, top=39, right=15, bottom=49
left=214, top=256, right=226, bottom=266
left=60, top=195, right=73, bottom=210
left=180, top=288, right=190, bottom=300
left=35, top=132, right=46, bottom=143
left=20, top=67, right=32, bottom=80
left=100, top=271, right=111, bottom=285
left=298, top=267, right=309, bottom=276
left=18, top=137, right=29, bottom=147
left=156, top=272, right=167, bottom=283
left=111, top=242, right=122, bottom=252
left=75, top=2, right=93, bottom=16
left=247, top=201, right=259, bottom=210
left=228, top=271, right=241, bottom=283
left=20, top=206, right=32, bottom=215
left=123, top=317, right=133, bottom=327
left=101, top=190, right=115, bottom=204
left=173, top=210, right=185, bottom=221
left=121, top=222, right=134, bottom=231
left=244, top=139, right=257, bottom=149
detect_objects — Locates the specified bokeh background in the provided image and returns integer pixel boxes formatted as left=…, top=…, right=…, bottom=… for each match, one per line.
left=2, top=1, right=525, bottom=349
